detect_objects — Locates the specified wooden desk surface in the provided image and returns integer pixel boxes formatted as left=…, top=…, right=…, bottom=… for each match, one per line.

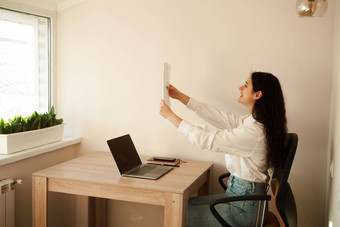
left=33, top=152, right=213, bottom=194
left=33, top=152, right=213, bottom=227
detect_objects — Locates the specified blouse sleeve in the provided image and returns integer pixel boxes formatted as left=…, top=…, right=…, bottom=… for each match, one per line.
left=186, top=98, right=241, bottom=130
left=178, top=119, right=264, bottom=158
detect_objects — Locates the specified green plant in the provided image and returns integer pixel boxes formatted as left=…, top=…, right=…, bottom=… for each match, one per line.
left=0, top=107, right=63, bottom=134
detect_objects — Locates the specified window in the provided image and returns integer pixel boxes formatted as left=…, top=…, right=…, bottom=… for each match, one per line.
left=0, top=8, right=51, bottom=121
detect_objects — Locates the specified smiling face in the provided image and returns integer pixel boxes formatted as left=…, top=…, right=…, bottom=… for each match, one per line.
left=238, top=76, right=262, bottom=113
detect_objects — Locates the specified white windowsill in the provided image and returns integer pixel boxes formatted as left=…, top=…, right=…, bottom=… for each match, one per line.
left=0, top=136, right=82, bottom=166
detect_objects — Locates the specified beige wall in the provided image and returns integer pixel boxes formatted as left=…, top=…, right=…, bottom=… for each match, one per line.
left=328, top=0, right=340, bottom=226
left=56, top=0, right=335, bottom=226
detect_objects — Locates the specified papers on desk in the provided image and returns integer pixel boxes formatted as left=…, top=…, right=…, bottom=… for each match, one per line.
left=162, top=62, right=171, bottom=107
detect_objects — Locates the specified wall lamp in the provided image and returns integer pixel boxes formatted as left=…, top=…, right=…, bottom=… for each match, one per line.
left=296, top=0, right=328, bottom=17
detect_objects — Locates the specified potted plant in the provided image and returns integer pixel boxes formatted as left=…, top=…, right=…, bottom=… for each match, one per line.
left=0, top=107, right=64, bottom=154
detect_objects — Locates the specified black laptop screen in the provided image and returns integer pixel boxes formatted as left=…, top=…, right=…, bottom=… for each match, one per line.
left=107, top=134, right=142, bottom=174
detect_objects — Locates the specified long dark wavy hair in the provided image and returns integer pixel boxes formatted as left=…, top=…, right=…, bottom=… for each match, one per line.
left=251, top=72, right=287, bottom=172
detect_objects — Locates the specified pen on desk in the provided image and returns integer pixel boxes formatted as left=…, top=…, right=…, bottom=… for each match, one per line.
left=148, top=163, right=180, bottom=167
left=163, top=164, right=180, bottom=167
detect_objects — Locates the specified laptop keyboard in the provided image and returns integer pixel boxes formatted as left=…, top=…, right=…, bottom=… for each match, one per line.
left=128, top=165, right=157, bottom=175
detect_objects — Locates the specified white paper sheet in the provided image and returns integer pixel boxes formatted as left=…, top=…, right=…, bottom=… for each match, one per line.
left=162, top=62, right=171, bottom=107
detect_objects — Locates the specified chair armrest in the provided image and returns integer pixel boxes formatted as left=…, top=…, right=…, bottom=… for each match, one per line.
left=209, top=194, right=271, bottom=227
left=211, top=194, right=271, bottom=205
left=218, top=173, right=230, bottom=191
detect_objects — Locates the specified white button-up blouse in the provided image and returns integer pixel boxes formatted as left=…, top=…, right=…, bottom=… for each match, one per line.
left=178, top=98, right=270, bottom=183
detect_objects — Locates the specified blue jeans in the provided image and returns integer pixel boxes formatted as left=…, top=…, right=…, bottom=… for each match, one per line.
left=187, top=175, right=268, bottom=227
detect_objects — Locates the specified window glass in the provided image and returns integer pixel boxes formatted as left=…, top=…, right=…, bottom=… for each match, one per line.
left=0, top=8, right=50, bottom=121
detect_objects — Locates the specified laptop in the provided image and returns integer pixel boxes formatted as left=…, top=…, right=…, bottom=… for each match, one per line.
left=107, top=134, right=174, bottom=180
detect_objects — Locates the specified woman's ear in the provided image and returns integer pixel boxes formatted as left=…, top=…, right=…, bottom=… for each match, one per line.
left=255, top=91, right=263, bottom=100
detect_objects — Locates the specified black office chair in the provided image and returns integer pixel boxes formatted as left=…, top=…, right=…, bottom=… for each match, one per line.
left=210, top=133, right=298, bottom=227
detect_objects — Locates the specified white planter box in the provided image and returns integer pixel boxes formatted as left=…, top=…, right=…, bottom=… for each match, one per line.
left=0, top=124, right=64, bottom=155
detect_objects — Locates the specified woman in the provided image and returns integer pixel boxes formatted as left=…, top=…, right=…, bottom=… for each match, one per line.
left=159, top=72, right=287, bottom=227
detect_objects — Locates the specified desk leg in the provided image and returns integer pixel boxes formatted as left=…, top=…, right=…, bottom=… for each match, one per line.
left=164, top=193, right=188, bottom=227
left=32, top=176, right=47, bottom=227
left=197, top=180, right=210, bottom=196
left=88, top=197, right=107, bottom=227
left=198, top=168, right=212, bottom=196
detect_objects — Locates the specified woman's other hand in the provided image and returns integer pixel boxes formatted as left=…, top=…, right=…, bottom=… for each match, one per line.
left=159, top=99, right=173, bottom=119
left=159, top=99, right=182, bottom=128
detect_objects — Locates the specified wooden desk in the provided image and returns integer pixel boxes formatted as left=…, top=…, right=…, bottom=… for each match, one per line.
left=32, top=152, right=213, bottom=227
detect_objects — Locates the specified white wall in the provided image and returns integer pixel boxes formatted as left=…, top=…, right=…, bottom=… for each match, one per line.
left=328, top=0, right=340, bottom=226
left=56, top=0, right=335, bottom=226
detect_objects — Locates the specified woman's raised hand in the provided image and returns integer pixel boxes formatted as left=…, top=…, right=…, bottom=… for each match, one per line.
left=167, top=84, right=181, bottom=99
left=167, top=84, right=190, bottom=105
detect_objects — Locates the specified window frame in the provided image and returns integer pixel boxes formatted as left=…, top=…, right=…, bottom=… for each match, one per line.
left=0, top=6, right=55, bottom=117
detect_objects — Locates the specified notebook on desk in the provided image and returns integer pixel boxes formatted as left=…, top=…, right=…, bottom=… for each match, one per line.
left=107, top=134, right=173, bottom=180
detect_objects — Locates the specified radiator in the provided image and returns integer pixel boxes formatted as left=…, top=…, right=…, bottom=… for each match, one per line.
left=0, top=179, right=23, bottom=227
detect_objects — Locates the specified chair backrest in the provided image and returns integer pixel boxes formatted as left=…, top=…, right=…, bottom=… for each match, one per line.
left=272, top=133, right=298, bottom=227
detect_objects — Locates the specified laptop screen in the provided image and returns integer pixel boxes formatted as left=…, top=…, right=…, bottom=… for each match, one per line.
left=107, top=134, right=142, bottom=174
